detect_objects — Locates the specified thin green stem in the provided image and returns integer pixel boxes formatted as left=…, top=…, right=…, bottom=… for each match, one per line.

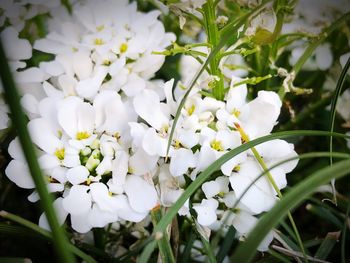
left=151, top=207, right=176, bottom=263
left=159, top=130, right=350, bottom=233
left=235, top=124, right=307, bottom=261
left=329, top=57, right=350, bottom=203
left=0, top=40, right=76, bottom=263
left=203, top=0, right=225, bottom=100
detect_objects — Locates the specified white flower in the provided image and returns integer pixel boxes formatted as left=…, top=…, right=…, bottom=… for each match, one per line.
left=33, top=0, right=175, bottom=100
left=158, top=164, right=190, bottom=216
left=5, top=137, right=34, bottom=189
left=202, top=176, right=229, bottom=199
left=193, top=198, right=219, bottom=226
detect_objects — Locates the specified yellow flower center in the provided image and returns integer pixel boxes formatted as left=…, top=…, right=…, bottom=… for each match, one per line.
left=231, top=109, right=241, bottom=118
left=173, top=139, right=182, bottom=149
left=76, top=131, right=91, bottom=140
left=54, top=148, right=65, bottom=160
left=210, top=139, right=224, bottom=151
left=187, top=104, right=195, bottom=116
left=120, top=43, right=128, bottom=53
left=96, top=25, right=105, bottom=32
left=94, top=38, right=104, bottom=45
left=233, top=165, right=241, bottom=172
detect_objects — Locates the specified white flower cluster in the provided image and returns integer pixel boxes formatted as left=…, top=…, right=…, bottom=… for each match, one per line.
left=5, top=0, right=175, bottom=233
left=0, top=0, right=61, bottom=31
left=3, top=0, right=299, bottom=252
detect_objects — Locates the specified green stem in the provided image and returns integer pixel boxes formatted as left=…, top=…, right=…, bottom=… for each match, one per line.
left=235, top=124, right=307, bottom=262
left=151, top=206, right=176, bottom=263
left=203, top=0, right=225, bottom=101
left=0, top=40, right=76, bottom=263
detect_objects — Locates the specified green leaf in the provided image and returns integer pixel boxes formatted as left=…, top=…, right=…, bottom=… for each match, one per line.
left=0, top=211, right=97, bottom=263
left=314, top=231, right=341, bottom=260
left=181, top=232, right=196, bottom=262
left=341, top=203, right=350, bottom=263
left=215, top=226, right=236, bottom=263
left=328, top=56, right=350, bottom=202
left=306, top=204, right=343, bottom=229
left=231, top=159, right=350, bottom=262
left=0, top=39, right=75, bottom=263
left=0, top=223, right=46, bottom=240
left=138, top=240, right=157, bottom=263
left=150, top=207, right=176, bottom=263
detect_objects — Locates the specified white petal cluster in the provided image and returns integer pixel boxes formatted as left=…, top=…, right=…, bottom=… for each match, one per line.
left=5, top=0, right=175, bottom=233
left=3, top=1, right=300, bottom=252
left=0, top=0, right=60, bottom=31
left=33, top=0, right=175, bottom=101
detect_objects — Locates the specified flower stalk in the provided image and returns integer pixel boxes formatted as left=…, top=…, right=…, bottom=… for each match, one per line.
left=234, top=123, right=307, bottom=261
left=203, top=0, right=225, bottom=101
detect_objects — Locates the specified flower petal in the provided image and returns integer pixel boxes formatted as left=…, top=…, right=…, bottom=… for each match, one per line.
left=124, top=175, right=158, bottom=213
left=66, top=165, right=89, bottom=185
left=39, top=198, right=68, bottom=231
left=62, top=185, right=91, bottom=215
left=5, top=160, right=34, bottom=189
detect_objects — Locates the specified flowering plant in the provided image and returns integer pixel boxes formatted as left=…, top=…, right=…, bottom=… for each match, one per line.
left=0, top=0, right=350, bottom=262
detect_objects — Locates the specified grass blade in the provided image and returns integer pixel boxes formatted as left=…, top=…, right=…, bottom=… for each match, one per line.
left=314, top=231, right=340, bottom=260
left=0, top=211, right=97, bottom=263
left=156, top=130, right=350, bottom=234
left=0, top=39, right=76, bottom=263
left=215, top=226, right=236, bottom=263
left=341, top=203, right=350, bottom=263
left=150, top=206, right=176, bottom=263
left=328, top=56, right=350, bottom=203
left=231, top=159, right=350, bottom=262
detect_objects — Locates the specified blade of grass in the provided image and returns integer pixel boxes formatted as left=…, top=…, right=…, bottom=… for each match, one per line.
left=157, top=131, right=350, bottom=234
left=271, top=246, right=331, bottom=263
left=0, top=211, right=97, bottom=263
left=140, top=144, right=349, bottom=262
left=314, top=231, right=340, bottom=260
left=266, top=249, right=293, bottom=263
left=231, top=159, right=350, bottom=262
left=234, top=123, right=307, bottom=259
left=341, top=203, right=350, bottom=263
left=150, top=206, right=176, bottom=263
left=138, top=240, right=157, bottom=263
left=306, top=204, right=343, bottom=229
left=215, top=226, right=236, bottom=263
left=0, top=39, right=75, bottom=263
left=182, top=231, right=196, bottom=262
left=329, top=56, right=350, bottom=203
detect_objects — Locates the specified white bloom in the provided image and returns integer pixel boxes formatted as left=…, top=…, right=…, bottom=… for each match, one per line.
left=193, top=198, right=219, bottom=226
